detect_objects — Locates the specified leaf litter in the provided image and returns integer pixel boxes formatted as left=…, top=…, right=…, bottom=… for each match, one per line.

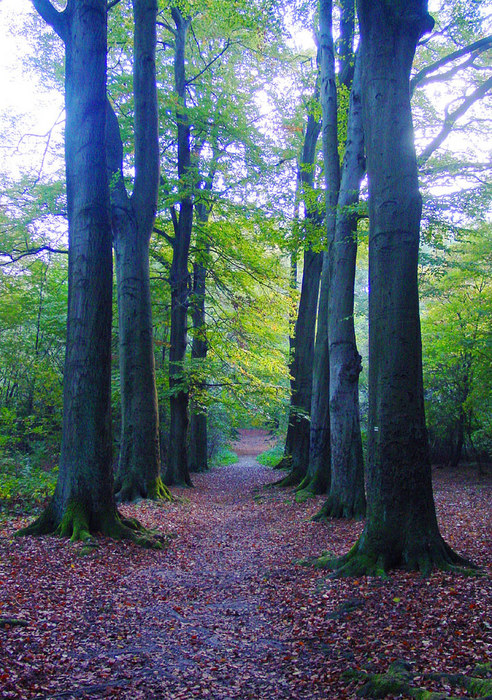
left=0, top=431, right=490, bottom=699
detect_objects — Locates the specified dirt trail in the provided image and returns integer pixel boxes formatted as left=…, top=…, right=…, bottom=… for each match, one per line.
left=115, top=429, right=330, bottom=698
left=1, top=430, right=491, bottom=699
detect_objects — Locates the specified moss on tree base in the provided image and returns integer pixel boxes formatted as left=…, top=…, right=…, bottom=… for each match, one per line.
left=313, top=532, right=476, bottom=577
left=16, top=499, right=165, bottom=549
left=114, top=475, right=173, bottom=503
left=312, top=493, right=366, bottom=521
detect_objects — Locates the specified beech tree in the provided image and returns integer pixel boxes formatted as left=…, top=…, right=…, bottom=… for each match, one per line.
left=105, top=0, right=171, bottom=502
left=275, top=93, right=323, bottom=484
left=322, top=0, right=472, bottom=574
left=18, top=0, right=144, bottom=542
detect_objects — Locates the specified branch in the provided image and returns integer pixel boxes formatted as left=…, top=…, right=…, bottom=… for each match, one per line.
left=412, top=35, right=492, bottom=93
left=153, top=225, right=175, bottom=246
left=107, top=0, right=123, bottom=10
left=0, top=245, right=68, bottom=266
left=187, top=40, right=231, bottom=85
left=32, top=0, right=67, bottom=41
left=157, top=20, right=176, bottom=37
left=418, top=75, right=492, bottom=165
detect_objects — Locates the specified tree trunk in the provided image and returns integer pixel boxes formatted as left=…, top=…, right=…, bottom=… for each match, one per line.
left=164, top=7, right=193, bottom=487
left=107, top=0, right=170, bottom=503
left=277, top=104, right=323, bottom=485
left=303, top=0, right=340, bottom=495
left=316, top=50, right=366, bottom=520
left=326, top=0, right=472, bottom=574
left=189, top=206, right=209, bottom=473
left=19, top=0, right=146, bottom=542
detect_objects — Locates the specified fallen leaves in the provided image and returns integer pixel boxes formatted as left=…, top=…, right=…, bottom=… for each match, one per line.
left=0, top=434, right=490, bottom=698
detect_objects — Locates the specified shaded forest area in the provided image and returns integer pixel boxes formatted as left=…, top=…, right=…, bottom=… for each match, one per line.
left=0, top=0, right=491, bottom=696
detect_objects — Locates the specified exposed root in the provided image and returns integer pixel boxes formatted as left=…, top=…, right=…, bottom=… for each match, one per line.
left=16, top=499, right=166, bottom=549
left=272, top=455, right=292, bottom=471
left=0, top=618, right=29, bottom=628
left=313, top=493, right=366, bottom=521
left=295, top=487, right=316, bottom=503
left=346, top=659, right=492, bottom=699
left=115, top=476, right=173, bottom=503
left=312, top=533, right=477, bottom=577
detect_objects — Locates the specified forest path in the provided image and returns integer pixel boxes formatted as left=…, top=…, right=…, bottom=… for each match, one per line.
left=1, top=432, right=490, bottom=699
left=115, top=429, right=334, bottom=699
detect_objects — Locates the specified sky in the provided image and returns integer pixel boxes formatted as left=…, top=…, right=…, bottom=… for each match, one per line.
left=0, top=0, right=490, bottom=184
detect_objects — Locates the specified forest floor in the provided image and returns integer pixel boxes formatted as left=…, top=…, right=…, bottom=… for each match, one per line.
left=0, top=429, right=491, bottom=699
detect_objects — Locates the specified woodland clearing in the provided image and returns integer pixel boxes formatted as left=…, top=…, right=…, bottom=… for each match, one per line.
left=0, top=430, right=491, bottom=699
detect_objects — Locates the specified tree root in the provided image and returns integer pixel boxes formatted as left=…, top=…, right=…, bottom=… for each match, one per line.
left=16, top=499, right=167, bottom=549
left=312, top=533, right=477, bottom=577
left=295, top=487, right=316, bottom=503
left=115, top=476, right=173, bottom=503
left=0, top=618, right=29, bottom=628
left=345, top=659, right=492, bottom=699
left=312, top=493, right=366, bottom=521
left=272, top=455, right=292, bottom=471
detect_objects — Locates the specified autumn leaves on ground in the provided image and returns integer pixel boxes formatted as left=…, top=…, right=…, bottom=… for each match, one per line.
left=1, top=430, right=491, bottom=699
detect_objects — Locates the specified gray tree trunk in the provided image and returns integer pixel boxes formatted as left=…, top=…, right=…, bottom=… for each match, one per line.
left=329, top=0, right=472, bottom=574
left=305, top=0, right=340, bottom=494
left=189, top=203, right=210, bottom=473
left=20, top=0, right=119, bottom=540
left=317, top=51, right=366, bottom=520
left=164, top=7, right=193, bottom=487
left=106, top=0, right=170, bottom=502
left=277, top=106, right=323, bottom=486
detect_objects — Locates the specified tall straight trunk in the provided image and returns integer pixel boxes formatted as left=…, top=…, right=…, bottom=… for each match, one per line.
left=164, top=7, right=193, bottom=487
left=275, top=203, right=301, bottom=470
left=326, top=0, right=471, bottom=574
left=20, top=0, right=129, bottom=541
left=277, top=105, right=323, bottom=485
left=107, top=0, right=170, bottom=502
left=189, top=203, right=209, bottom=473
left=317, top=50, right=366, bottom=520
left=305, top=0, right=340, bottom=494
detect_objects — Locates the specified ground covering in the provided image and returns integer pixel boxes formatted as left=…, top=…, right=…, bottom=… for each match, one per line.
left=0, top=430, right=490, bottom=698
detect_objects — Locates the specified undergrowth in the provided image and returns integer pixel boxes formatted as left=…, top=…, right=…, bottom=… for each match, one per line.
left=211, top=447, right=238, bottom=467
left=256, top=444, right=284, bottom=468
left=0, top=450, right=57, bottom=518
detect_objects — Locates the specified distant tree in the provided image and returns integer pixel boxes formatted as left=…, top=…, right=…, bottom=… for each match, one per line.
left=276, top=90, right=323, bottom=485
left=421, top=227, right=492, bottom=468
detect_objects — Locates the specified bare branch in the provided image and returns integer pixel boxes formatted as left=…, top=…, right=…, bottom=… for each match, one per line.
left=153, top=225, right=175, bottom=246
left=0, top=245, right=67, bottom=266
left=412, top=35, right=492, bottom=93
left=187, top=40, right=231, bottom=85
left=418, top=75, right=492, bottom=165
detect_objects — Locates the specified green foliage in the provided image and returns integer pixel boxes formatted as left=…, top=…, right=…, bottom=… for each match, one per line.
left=210, top=447, right=238, bottom=468
left=256, top=444, right=283, bottom=467
left=421, top=225, right=492, bottom=463
left=0, top=452, right=57, bottom=517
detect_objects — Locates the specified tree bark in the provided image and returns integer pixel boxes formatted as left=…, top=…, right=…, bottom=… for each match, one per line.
left=304, top=0, right=340, bottom=495
left=107, top=0, right=170, bottom=502
left=325, top=0, right=472, bottom=574
left=189, top=203, right=210, bottom=473
left=316, top=49, right=366, bottom=520
left=276, top=104, right=323, bottom=485
left=164, top=7, right=193, bottom=487
left=19, top=0, right=149, bottom=542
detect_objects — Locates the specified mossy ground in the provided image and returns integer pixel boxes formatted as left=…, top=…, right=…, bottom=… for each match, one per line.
left=345, top=660, right=492, bottom=699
